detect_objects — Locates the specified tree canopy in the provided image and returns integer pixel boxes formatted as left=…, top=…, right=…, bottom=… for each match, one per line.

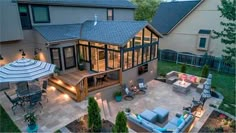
left=213, top=0, right=236, bottom=65
left=131, top=0, right=161, bottom=22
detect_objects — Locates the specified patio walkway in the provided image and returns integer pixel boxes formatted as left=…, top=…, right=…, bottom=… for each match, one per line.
left=0, top=80, right=222, bottom=132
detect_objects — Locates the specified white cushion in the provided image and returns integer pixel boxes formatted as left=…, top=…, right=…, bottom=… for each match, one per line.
left=139, top=83, right=144, bottom=88
left=125, top=87, right=129, bottom=95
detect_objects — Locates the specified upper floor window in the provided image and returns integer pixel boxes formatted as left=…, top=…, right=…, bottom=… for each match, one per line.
left=18, top=4, right=32, bottom=29
left=107, top=9, right=113, bottom=20
left=32, top=5, right=50, bottom=23
left=197, top=29, right=211, bottom=51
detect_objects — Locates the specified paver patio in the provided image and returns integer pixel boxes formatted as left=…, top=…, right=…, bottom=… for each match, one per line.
left=0, top=80, right=222, bottom=132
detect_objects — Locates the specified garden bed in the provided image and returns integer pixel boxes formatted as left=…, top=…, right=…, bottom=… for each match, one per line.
left=199, top=110, right=235, bottom=132
left=65, top=115, right=114, bottom=132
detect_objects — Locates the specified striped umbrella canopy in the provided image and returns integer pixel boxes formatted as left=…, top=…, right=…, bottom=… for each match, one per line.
left=0, top=58, right=56, bottom=83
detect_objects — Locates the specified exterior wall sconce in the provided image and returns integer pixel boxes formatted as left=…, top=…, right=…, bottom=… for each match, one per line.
left=0, top=54, right=3, bottom=60
left=19, top=49, right=26, bottom=58
left=34, top=48, right=42, bottom=55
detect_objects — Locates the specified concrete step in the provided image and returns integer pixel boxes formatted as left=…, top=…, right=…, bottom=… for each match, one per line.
left=96, top=98, right=105, bottom=119
left=102, top=99, right=111, bottom=119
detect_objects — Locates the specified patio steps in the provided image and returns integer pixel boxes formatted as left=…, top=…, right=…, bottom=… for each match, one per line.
left=96, top=98, right=112, bottom=120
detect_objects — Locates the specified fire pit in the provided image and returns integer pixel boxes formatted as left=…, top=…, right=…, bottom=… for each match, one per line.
left=173, top=80, right=191, bottom=94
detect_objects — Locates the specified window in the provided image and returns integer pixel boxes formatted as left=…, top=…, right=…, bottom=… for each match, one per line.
left=32, top=5, right=50, bottom=23
left=197, top=36, right=209, bottom=51
left=123, top=51, right=133, bottom=70
left=18, top=4, right=31, bottom=29
left=134, top=30, right=143, bottom=46
left=133, top=48, right=142, bottom=66
left=63, top=46, right=76, bottom=69
left=108, top=50, right=120, bottom=68
left=144, top=28, right=151, bottom=44
left=107, top=9, right=113, bottom=20
left=79, top=45, right=89, bottom=62
left=152, top=33, right=159, bottom=43
left=143, top=46, right=151, bottom=62
left=50, top=48, right=62, bottom=70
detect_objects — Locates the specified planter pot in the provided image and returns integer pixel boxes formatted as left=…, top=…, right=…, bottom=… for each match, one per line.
left=28, top=123, right=36, bottom=130
left=78, top=63, right=85, bottom=71
left=115, top=96, right=122, bottom=102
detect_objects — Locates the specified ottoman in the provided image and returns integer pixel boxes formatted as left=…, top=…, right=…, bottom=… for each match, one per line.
left=140, top=109, right=158, bottom=123
left=152, top=107, right=169, bottom=123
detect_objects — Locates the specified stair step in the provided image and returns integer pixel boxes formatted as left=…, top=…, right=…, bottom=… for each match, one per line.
left=102, top=100, right=111, bottom=118
left=96, top=98, right=105, bottom=119
left=108, top=101, right=117, bottom=117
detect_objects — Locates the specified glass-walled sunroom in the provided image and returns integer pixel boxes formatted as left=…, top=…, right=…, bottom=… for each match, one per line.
left=77, top=27, right=159, bottom=72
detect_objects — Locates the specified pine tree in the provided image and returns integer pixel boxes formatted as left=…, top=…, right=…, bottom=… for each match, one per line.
left=87, top=97, right=102, bottom=132
left=112, top=111, right=128, bottom=133
left=201, top=65, right=209, bottom=78
left=213, top=0, right=236, bottom=65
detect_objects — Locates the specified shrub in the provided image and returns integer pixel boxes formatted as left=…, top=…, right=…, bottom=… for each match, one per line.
left=87, top=97, right=102, bottom=132
left=201, top=65, right=209, bottom=78
left=180, top=64, right=186, bottom=73
left=230, top=120, right=236, bottom=128
left=112, top=111, right=128, bottom=133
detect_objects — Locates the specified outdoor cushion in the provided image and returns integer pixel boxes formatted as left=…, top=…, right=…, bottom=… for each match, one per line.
left=153, top=127, right=167, bottom=132
left=125, top=87, right=129, bottom=95
left=177, top=121, right=186, bottom=130
left=177, top=116, right=184, bottom=126
left=164, top=122, right=177, bottom=131
left=139, top=83, right=144, bottom=88
left=196, top=77, right=201, bottom=83
left=169, top=117, right=179, bottom=125
left=140, top=109, right=158, bottom=123
left=184, top=115, right=193, bottom=123
left=178, top=73, right=182, bottom=79
left=142, top=121, right=155, bottom=131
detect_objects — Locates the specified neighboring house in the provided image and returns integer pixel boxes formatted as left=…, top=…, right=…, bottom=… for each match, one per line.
left=0, top=0, right=162, bottom=86
left=151, top=0, right=225, bottom=57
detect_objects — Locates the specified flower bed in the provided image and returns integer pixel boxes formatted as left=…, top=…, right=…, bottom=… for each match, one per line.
left=199, top=110, right=235, bottom=132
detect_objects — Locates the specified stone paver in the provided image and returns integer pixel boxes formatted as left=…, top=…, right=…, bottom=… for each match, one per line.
left=0, top=80, right=222, bottom=132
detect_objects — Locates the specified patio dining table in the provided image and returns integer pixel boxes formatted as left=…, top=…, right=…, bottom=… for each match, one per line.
left=16, top=85, right=41, bottom=98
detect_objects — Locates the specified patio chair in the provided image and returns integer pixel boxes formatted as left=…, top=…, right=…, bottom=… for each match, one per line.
left=137, top=78, right=147, bottom=91
left=16, top=81, right=29, bottom=94
left=29, top=91, right=43, bottom=111
left=42, top=80, right=48, bottom=102
left=123, top=84, right=134, bottom=101
left=4, top=91, right=24, bottom=115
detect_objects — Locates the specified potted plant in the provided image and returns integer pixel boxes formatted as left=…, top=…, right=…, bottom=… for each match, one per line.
left=114, top=91, right=122, bottom=102
left=78, top=54, right=85, bottom=71
left=53, top=66, right=60, bottom=77
left=24, top=112, right=38, bottom=130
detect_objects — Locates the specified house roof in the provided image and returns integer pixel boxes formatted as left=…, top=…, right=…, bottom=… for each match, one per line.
left=34, top=24, right=81, bottom=42
left=17, top=0, right=136, bottom=9
left=198, top=29, right=211, bottom=34
left=151, top=0, right=201, bottom=34
left=34, top=21, right=163, bottom=46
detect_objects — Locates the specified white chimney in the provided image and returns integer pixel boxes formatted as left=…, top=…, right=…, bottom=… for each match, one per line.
left=94, top=14, right=97, bottom=26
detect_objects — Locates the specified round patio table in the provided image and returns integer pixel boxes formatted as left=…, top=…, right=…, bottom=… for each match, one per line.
left=16, top=85, right=41, bottom=98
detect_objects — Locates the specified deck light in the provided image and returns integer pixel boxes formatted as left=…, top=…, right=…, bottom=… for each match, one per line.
left=34, top=48, right=42, bottom=55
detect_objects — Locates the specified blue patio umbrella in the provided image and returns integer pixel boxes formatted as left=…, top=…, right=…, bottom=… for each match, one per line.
left=0, top=58, right=55, bottom=83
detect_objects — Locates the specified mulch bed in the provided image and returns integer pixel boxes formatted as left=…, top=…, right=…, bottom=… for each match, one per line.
left=66, top=115, right=114, bottom=132
left=199, top=110, right=236, bottom=133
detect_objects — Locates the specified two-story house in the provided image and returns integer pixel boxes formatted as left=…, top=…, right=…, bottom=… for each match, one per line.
left=0, top=0, right=163, bottom=99
left=151, top=0, right=226, bottom=57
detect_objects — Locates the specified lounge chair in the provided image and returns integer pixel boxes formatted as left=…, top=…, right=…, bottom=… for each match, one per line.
left=4, top=91, right=24, bottom=115
left=42, top=80, right=48, bottom=102
left=123, top=84, right=134, bottom=101
left=137, top=78, right=147, bottom=91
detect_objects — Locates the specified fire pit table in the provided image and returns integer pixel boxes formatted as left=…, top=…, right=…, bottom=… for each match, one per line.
left=173, top=80, right=191, bottom=94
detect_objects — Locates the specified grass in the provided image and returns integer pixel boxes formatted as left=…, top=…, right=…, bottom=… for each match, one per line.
left=158, top=60, right=236, bottom=116
left=0, top=104, right=21, bottom=132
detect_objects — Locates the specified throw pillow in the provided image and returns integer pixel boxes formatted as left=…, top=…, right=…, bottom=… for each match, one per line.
left=178, top=73, right=182, bottom=79
left=139, top=83, right=144, bottom=88
left=125, top=87, right=129, bottom=95
left=136, top=115, right=143, bottom=123
left=196, top=77, right=201, bottom=83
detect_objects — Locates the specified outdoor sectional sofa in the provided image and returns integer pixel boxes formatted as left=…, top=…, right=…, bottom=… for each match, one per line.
left=127, top=109, right=194, bottom=133
left=166, top=71, right=206, bottom=93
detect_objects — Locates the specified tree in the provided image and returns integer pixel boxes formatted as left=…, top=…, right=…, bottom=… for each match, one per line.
left=112, top=111, right=128, bottom=133
left=180, top=64, right=186, bottom=73
left=213, top=0, right=236, bottom=65
left=87, top=97, right=102, bottom=132
left=201, top=65, right=209, bottom=78
left=131, top=0, right=161, bottom=22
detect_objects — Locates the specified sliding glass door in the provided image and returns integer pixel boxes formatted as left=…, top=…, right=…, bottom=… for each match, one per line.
left=91, top=47, right=106, bottom=72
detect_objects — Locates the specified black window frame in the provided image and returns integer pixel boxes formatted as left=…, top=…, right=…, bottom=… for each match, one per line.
left=199, top=37, right=207, bottom=48
left=50, top=48, right=62, bottom=70
left=18, top=4, right=32, bottom=30
left=63, top=46, right=76, bottom=70
left=31, top=5, right=50, bottom=23
left=107, top=8, right=114, bottom=20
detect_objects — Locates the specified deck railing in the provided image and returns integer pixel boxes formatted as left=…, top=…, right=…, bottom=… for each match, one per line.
left=49, top=68, right=122, bottom=102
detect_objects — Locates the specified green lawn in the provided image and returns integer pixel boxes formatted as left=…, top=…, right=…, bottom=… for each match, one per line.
left=0, top=104, right=21, bottom=132
left=158, top=61, right=236, bottom=116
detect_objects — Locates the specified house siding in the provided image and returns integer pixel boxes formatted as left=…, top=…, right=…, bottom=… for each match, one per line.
left=0, top=0, right=23, bottom=42
left=159, top=0, right=225, bottom=57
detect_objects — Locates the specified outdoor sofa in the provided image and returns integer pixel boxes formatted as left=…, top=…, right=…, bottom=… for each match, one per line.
left=166, top=71, right=206, bottom=92
left=127, top=109, right=194, bottom=133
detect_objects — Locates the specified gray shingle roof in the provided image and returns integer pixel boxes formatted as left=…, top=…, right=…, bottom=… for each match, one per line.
left=17, top=0, right=136, bottom=9
left=34, top=24, right=81, bottom=42
left=151, top=0, right=201, bottom=34
left=81, top=20, right=148, bottom=46
left=34, top=20, right=163, bottom=46
left=199, top=29, right=211, bottom=34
